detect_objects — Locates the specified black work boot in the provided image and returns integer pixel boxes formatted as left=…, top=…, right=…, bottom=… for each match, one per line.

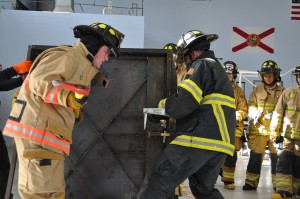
left=243, top=183, right=257, bottom=191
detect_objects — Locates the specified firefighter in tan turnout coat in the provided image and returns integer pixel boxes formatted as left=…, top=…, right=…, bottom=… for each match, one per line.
left=2, top=23, right=124, bottom=198
left=243, top=60, right=284, bottom=191
left=270, top=64, right=300, bottom=199
left=221, top=61, right=248, bottom=190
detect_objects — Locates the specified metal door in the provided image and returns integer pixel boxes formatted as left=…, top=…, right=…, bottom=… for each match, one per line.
left=63, top=48, right=177, bottom=199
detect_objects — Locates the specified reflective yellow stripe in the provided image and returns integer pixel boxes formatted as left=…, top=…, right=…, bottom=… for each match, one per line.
left=171, top=135, right=234, bottom=156
left=223, top=171, right=234, bottom=179
left=283, top=129, right=300, bottom=139
left=178, top=79, right=203, bottom=104
left=286, top=106, right=300, bottom=114
left=158, top=98, right=167, bottom=108
left=201, top=93, right=236, bottom=109
left=276, top=178, right=292, bottom=187
left=201, top=93, right=235, bottom=145
left=212, top=104, right=229, bottom=143
left=246, top=171, right=260, bottom=181
left=257, top=103, right=275, bottom=109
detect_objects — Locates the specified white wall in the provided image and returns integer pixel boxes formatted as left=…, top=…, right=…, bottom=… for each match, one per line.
left=0, top=9, right=144, bottom=129
left=142, top=0, right=300, bottom=93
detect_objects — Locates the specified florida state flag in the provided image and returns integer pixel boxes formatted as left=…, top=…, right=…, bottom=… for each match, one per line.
left=231, top=27, right=275, bottom=54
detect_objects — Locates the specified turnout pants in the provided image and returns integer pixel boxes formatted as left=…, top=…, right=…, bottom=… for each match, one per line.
left=14, top=138, right=65, bottom=199
left=138, top=144, right=227, bottom=199
left=275, top=137, right=300, bottom=195
left=222, top=137, right=242, bottom=184
left=245, top=134, right=278, bottom=188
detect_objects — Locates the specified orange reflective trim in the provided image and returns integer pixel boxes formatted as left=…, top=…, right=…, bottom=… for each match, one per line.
left=58, top=83, right=90, bottom=96
left=45, top=87, right=60, bottom=105
left=5, top=120, right=70, bottom=154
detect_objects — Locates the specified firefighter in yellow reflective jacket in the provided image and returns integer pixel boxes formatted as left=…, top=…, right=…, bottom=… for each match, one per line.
left=139, top=30, right=236, bottom=199
left=270, top=64, right=300, bottom=199
left=243, top=60, right=284, bottom=191
left=221, top=61, right=248, bottom=190
left=2, top=23, right=124, bottom=198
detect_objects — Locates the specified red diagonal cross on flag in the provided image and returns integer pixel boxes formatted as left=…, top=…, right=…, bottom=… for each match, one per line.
left=231, top=27, right=275, bottom=53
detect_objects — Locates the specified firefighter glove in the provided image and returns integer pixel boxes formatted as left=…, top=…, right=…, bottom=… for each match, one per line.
left=13, top=60, right=32, bottom=75
left=236, top=112, right=243, bottom=122
left=67, top=92, right=87, bottom=110
left=74, top=108, right=83, bottom=125
left=158, top=99, right=166, bottom=108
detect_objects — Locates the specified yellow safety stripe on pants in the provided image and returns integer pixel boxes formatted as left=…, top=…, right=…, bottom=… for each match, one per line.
left=246, top=171, right=260, bottom=181
left=276, top=178, right=293, bottom=187
left=223, top=171, right=234, bottom=179
left=178, top=79, right=203, bottom=104
left=171, top=135, right=235, bottom=156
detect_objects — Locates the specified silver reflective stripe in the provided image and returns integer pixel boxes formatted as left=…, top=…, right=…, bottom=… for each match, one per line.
left=49, top=87, right=56, bottom=104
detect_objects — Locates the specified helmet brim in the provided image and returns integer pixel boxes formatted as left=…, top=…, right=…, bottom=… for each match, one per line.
left=74, top=25, right=122, bottom=57
left=183, top=34, right=218, bottom=54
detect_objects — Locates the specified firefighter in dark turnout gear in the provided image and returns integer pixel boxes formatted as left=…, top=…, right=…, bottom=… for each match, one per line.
left=270, top=64, right=300, bottom=199
left=243, top=60, right=284, bottom=191
left=138, top=30, right=236, bottom=199
left=221, top=61, right=248, bottom=190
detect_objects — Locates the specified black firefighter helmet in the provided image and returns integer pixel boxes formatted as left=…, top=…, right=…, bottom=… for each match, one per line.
left=258, top=60, right=281, bottom=83
left=74, top=23, right=124, bottom=57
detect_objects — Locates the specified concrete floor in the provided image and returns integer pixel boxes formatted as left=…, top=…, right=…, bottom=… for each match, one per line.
left=6, top=146, right=275, bottom=199
left=180, top=153, right=274, bottom=199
